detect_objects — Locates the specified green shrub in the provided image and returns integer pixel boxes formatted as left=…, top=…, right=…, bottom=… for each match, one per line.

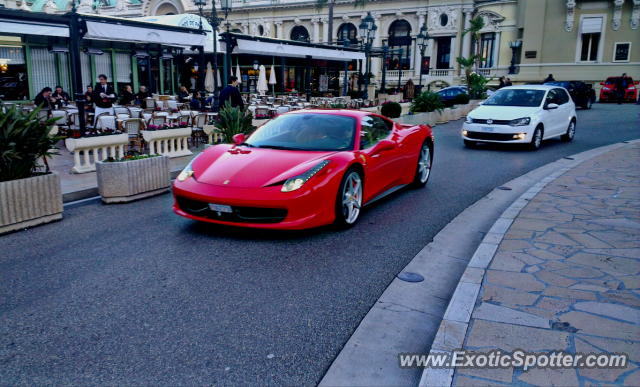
left=410, top=91, right=445, bottom=113
left=380, top=102, right=402, bottom=118
left=465, top=73, right=491, bottom=99
left=347, top=89, right=359, bottom=99
left=213, top=101, right=255, bottom=144
left=310, top=90, right=320, bottom=97
left=452, top=92, right=470, bottom=105
left=0, top=105, right=62, bottom=182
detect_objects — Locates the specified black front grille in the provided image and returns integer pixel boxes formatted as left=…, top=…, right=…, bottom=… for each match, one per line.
left=472, top=118, right=511, bottom=125
left=176, top=197, right=288, bottom=223
left=466, top=131, right=521, bottom=141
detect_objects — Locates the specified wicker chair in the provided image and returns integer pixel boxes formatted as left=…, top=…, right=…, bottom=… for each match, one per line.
left=122, top=118, right=145, bottom=151
left=191, top=113, right=208, bottom=148
left=97, top=115, right=117, bottom=132
left=166, top=100, right=178, bottom=111
left=148, top=115, right=166, bottom=128
left=50, top=110, right=71, bottom=136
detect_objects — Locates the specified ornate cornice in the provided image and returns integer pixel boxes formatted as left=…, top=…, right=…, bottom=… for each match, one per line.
left=612, top=0, right=624, bottom=30
left=632, top=0, right=640, bottom=30
left=565, top=0, right=576, bottom=32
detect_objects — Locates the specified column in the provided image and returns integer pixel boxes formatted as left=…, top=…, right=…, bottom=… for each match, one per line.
left=450, top=36, right=457, bottom=72
left=427, top=39, right=434, bottom=77
left=414, top=11, right=426, bottom=77
left=492, top=31, right=501, bottom=69
left=274, top=21, right=283, bottom=39
left=371, top=13, right=381, bottom=79
left=312, top=18, right=320, bottom=43
left=461, top=8, right=474, bottom=59
left=321, top=17, right=329, bottom=43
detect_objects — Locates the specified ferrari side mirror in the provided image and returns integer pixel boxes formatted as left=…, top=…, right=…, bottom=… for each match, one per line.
left=233, top=133, right=246, bottom=145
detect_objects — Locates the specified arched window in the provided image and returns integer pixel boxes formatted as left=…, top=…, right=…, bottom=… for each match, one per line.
left=388, top=20, right=412, bottom=70
left=337, top=23, right=358, bottom=45
left=258, top=25, right=264, bottom=36
left=290, top=26, right=310, bottom=42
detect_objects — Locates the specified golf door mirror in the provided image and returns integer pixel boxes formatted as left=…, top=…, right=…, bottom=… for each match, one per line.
left=600, top=82, right=605, bottom=85
left=635, top=82, right=639, bottom=85
left=546, top=103, right=559, bottom=110
left=233, top=133, right=246, bottom=145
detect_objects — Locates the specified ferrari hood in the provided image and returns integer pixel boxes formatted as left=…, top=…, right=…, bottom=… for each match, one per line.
left=470, top=105, right=539, bottom=120
left=192, top=145, right=336, bottom=188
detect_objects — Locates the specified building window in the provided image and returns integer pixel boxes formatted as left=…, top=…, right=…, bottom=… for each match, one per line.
left=613, top=42, right=631, bottom=62
left=440, top=14, right=448, bottom=27
left=338, top=23, right=358, bottom=45
left=30, top=47, right=59, bottom=100
left=480, top=33, right=495, bottom=68
left=0, top=45, right=29, bottom=100
left=579, top=17, right=602, bottom=62
left=291, top=26, right=310, bottom=42
left=258, top=25, right=264, bottom=36
left=388, top=20, right=412, bottom=70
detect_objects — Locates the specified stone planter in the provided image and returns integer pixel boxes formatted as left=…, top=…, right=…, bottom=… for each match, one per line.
left=0, top=172, right=63, bottom=235
left=65, top=133, right=128, bottom=174
left=96, top=155, right=171, bottom=204
left=435, top=109, right=448, bottom=124
left=450, top=108, right=461, bottom=121
left=141, top=128, right=192, bottom=158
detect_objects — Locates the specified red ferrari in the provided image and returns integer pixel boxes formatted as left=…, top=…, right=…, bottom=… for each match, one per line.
left=172, top=110, right=434, bottom=230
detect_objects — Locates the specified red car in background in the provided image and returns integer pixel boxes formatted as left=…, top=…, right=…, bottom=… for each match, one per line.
left=599, top=77, right=638, bottom=102
left=173, top=110, right=434, bottom=230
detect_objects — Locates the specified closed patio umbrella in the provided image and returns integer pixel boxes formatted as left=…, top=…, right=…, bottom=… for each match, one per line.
left=205, top=62, right=214, bottom=92
left=236, top=63, right=242, bottom=85
left=216, top=67, right=222, bottom=88
left=269, top=65, right=277, bottom=95
left=257, top=64, right=268, bottom=95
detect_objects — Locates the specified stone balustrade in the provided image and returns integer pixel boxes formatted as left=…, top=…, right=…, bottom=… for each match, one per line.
left=203, top=125, right=225, bottom=145
left=141, top=128, right=192, bottom=158
left=65, top=133, right=128, bottom=174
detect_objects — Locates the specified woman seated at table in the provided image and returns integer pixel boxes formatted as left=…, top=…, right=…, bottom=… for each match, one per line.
left=120, top=85, right=138, bottom=105
left=83, top=86, right=95, bottom=113
left=190, top=92, right=202, bottom=111
left=178, top=86, right=191, bottom=103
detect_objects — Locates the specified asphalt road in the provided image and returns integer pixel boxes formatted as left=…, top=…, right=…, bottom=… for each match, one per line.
left=1, top=103, right=638, bottom=386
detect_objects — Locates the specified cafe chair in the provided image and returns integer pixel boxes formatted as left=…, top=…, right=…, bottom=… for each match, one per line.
left=191, top=113, right=208, bottom=148
left=122, top=118, right=145, bottom=151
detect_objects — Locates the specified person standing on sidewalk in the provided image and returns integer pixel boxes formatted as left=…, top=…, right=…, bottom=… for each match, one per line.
left=92, top=74, right=116, bottom=123
left=614, top=73, right=629, bottom=104
left=218, top=76, right=244, bottom=111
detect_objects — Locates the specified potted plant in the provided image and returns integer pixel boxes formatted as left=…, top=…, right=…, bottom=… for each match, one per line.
left=96, top=153, right=170, bottom=203
left=0, top=105, right=64, bottom=234
left=410, top=90, right=445, bottom=126
left=380, top=101, right=402, bottom=119
left=211, top=102, right=255, bottom=145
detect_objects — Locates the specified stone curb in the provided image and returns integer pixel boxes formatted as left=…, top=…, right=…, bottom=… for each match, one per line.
left=418, top=139, right=640, bottom=387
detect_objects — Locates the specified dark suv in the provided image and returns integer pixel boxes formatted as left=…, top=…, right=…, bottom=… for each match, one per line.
left=544, top=81, right=596, bottom=109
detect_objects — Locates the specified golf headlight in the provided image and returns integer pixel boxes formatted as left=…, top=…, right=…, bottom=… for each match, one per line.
left=281, top=160, right=331, bottom=192
left=177, top=153, right=202, bottom=182
left=465, top=116, right=473, bottom=124
left=509, top=117, right=531, bottom=126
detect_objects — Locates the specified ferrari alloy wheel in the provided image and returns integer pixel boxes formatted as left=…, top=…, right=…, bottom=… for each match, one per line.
left=413, top=142, right=432, bottom=187
left=335, top=168, right=363, bottom=228
left=561, top=120, right=576, bottom=142
left=529, top=126, right=543, bottom=151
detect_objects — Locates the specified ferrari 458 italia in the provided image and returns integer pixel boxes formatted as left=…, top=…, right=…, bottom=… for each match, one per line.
left=173, top=110, right=434, bottom=230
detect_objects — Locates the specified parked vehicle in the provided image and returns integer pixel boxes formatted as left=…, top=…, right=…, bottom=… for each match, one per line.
left=173, top=110, right=434, bottom=229
left=599, top=77, right=638, bottom=103
left=436, top=86, right=494, bottom=107
left=544, top=81, right=596, bottom=109
left=462, top=85, right=577, bottom=151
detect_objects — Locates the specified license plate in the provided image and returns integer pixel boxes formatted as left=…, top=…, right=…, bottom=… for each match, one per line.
left=208, top=203, right=233, bottom=213
left=482, top=127, right=494, bottom=132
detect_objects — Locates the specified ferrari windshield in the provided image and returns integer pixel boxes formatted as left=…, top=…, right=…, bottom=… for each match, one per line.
left=482, top=89, right=546, bottom=107
left=244, top=114, right=357, bottom=151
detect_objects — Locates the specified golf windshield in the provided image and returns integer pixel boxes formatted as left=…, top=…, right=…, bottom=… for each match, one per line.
left=482, top=89, right=546, bottom=107
left=244, top=114, right=357, bottom=151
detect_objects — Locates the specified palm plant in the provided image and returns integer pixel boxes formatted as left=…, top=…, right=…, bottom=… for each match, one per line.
left=456, top=55, right=478, bottom=94
left=213, top=101, right=255, bottom=144
left=461, top=16, right=485, bottom=70
left=0, top=105, right=62, bottom=182
left=410, top=90, right=445, bottom=114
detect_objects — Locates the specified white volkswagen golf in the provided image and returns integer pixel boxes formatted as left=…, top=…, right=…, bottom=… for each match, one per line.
left=462, top=85, right=577, bottom=150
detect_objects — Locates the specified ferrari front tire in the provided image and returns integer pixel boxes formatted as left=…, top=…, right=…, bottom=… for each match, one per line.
left=334, top=167, right=363, bottom=229
left=413, top=141, right=432, bottom=188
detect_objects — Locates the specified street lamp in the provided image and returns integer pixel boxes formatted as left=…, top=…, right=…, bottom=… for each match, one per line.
left=508, top=40, right=522, bottom=75
left=380, top=44, right=388, bottom=92
left=194, top=0, right=207, bottom=111
left=397, top=47, right=404, bottom=93
left=360, top=13, right=376, bottom=100
left=343, top=38, right=350, bottom=96
left=220, top=0, right=233, bottom=87
left=417, top=23, right=429, bottom=89
left=253, top=59, right=259, bottom=71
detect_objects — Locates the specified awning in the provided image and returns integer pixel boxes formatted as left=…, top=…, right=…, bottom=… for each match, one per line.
left=224, top=38, right=365, bottom=61
left=581, top=17, right=603, bottom=34
left=134, top=15, right=225, bottom=53
left=84, top=20, right=206, bottom=47
left=0, top=20, right=68, bottom=37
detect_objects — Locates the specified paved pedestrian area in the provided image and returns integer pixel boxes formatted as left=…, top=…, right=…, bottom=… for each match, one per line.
left=452, top=143, right=640, bottom=386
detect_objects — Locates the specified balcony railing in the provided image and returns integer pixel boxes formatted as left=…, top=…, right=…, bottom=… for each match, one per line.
left=338, top=71, right=359, bottom=80
left=386, top=70, right=413, bottom=80
left=430, top=69, right=453, bottom=77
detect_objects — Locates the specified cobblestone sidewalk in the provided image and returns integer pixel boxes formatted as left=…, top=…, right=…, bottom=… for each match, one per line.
left=452, top=143, right=640, bottom=386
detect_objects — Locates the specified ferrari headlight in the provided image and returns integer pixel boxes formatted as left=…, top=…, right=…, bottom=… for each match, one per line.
left=509, top=117, right=531, bottom=126
left=177, top=153, right=202, bottom=182
left=281, top=160, right=331, bottom=192
left=465, top=116, right=473, bottom=124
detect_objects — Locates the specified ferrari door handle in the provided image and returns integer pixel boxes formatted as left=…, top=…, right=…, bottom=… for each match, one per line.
left=399, top=144, right=405, bottom=148
left=372, top=154, right=380, bottom=158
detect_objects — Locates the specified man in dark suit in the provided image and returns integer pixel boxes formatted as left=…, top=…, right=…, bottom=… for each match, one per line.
left=51, top=85, right=70, bottom=109
left=92, top=74, right=117, bottom=123
left=34, top=87, right=55, bottom=110
left=614, top=73, right=629, bottom=105
left=218, top=76, right=244, bottom=111
left=137, top=85, right=149, bottom=108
